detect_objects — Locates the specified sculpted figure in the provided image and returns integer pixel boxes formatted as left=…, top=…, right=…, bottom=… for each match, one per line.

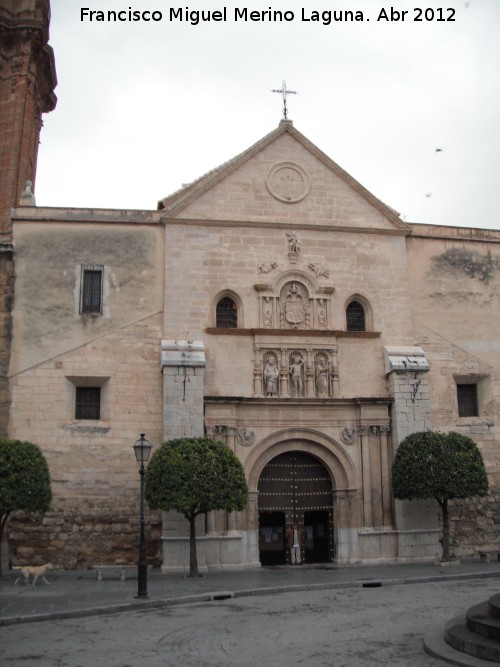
left=315, top=358, right=330, bottom=397
left=264, top=359, right=279, bottom=397
left=286, top=231, right=301, bottom=254
left=289, top=355, right=304, bottom=397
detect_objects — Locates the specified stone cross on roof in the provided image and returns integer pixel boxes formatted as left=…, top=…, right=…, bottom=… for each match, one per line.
left=271, top=80, right=298, bottom=120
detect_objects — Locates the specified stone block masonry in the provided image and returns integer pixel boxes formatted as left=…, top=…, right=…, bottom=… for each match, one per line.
left=8, top=499, right=162, bottom=570
left=161, top=340, right=206, bottom=440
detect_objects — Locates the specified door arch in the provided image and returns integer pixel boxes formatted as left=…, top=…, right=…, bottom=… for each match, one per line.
left=258, top=451, right=334, bottom=565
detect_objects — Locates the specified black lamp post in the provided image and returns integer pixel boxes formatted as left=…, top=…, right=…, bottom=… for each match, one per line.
left=133, top=433, right=152, bottom=599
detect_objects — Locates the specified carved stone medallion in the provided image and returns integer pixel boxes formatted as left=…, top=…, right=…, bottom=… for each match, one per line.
left=266, top=162, right=310, bottom=203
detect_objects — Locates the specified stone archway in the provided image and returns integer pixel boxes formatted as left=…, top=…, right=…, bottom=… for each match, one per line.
left=258, top=450, right=334, bottom=565
left=246, top=429, right=359, bottom=565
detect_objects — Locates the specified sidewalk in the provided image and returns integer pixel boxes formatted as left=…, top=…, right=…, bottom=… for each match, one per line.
left=2, top=557, right=500, bottom=626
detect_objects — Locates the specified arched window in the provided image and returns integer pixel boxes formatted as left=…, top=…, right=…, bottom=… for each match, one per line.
left=216, top=296, right=238, bottom=328
left=346, top=300, right=366, bottom=332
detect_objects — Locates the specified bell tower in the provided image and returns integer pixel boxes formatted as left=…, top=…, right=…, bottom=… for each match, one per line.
left=0, top=0, right=57, bottom=435
left=0, top=0, right=57, bottom=235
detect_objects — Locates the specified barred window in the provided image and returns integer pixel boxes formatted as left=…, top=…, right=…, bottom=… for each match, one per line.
left=216, top=296, right=238, bottom=328
left=75, top=387, right=101, bottom=420
left=457, top=384, right=478, bottom=417
left=80, top=265, right=103, bottom=314
left=346, top=300, right=366, bottom=332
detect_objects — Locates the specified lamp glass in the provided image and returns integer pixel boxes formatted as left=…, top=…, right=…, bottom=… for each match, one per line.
left=133, top=434, right=152, bottom=463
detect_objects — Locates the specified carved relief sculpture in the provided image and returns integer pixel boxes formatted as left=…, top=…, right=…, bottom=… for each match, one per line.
left=254, top=271, right=334, bottom=330
left=279, top=281, right=310, bottom=329
left=308, top=263, right=330, bottom=278
left=263, top=296, right=273, bottom=328
left=317, top=298, right=327, bottom=329
left=258, top=345, right=338, bottom=399
left=341, top=427, right=359, bottom=446
left=258, top=261, right=278, bottom=274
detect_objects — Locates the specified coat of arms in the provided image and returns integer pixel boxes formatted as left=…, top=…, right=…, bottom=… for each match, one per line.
left=279, top=282, right=310, bottom=329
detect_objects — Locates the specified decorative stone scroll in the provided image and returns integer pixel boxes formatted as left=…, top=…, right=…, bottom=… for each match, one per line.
left=254, top=271, right=335, bottom=330
left=255, top=344, right=338, bottom=398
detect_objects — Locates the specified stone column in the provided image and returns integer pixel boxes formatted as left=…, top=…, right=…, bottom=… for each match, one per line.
left=306, top=349, right=314, bottom=397
left=379, top=425, right=393, bottom=527
left=280, top=348, right=289, bottom=397
left=360, top=427, right=373, bottom=527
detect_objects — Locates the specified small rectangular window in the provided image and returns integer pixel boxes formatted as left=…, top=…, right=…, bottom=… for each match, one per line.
left=80, top=265, right=103, bottom=314
left=457, top=384, right=478, bottom=417
left=75, top=387, right=101, bottom=420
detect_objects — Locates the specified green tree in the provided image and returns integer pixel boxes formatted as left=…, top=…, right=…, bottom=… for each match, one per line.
left=145, top=437, right=248, bottom=577
left=391, top=431, right=488, bottom=561
left=0, top=439, right=52, bottom=575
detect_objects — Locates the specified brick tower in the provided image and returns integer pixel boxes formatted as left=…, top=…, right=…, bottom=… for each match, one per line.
left=0, top=0, right=57, bottom=435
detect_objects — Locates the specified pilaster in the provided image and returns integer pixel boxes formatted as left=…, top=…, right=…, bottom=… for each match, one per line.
left=161, top=340, right=206, bottom=439
left=385, top=346, right=440, bottom=560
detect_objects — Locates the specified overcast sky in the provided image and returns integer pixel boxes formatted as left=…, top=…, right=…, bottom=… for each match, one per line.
left=35, top=0, right=500, bottom=229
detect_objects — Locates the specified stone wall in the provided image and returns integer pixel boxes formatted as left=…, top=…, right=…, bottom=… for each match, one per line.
left=8, top=500, right=162, bottom=569
left=449, top=485, right=500, bottom=557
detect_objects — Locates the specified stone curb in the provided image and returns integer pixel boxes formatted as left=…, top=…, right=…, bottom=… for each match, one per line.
left=2, top=569, right=500, bottom=627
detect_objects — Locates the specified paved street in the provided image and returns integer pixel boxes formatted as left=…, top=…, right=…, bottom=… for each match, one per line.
left=1, top=576, right=498, bottom=666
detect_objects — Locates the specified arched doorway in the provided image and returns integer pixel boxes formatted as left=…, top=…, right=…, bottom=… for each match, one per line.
left=258, top=451, right=334, bottom=565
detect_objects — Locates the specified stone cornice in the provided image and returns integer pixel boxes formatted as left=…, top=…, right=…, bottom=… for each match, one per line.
left=162, top=217, right=410, bottom=236
left=206, top=327, right=380, bottom=338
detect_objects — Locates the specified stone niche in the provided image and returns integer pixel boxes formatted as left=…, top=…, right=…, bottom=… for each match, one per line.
left=255, top=344, right=338, bottom=398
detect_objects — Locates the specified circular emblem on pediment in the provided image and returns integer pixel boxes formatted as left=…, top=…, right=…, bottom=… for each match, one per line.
left=266, top=162, right=310, bottom=203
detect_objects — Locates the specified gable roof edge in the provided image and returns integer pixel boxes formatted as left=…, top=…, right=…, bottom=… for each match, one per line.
left=159, top=121, right=411, bottom=233
left=158, top=122, right=290, bottom=214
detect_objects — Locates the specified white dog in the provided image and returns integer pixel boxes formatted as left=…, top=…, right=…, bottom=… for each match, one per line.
left=13, top=562, right=53, bottom=586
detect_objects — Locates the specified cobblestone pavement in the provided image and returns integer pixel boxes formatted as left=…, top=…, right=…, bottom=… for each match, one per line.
left=2, top=577, right=498, bottom=666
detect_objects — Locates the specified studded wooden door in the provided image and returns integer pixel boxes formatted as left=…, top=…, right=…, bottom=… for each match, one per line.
left=258, top=451, right=334, bottom=564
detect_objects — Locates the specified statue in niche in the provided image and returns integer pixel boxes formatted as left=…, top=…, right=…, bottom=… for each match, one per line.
left=315, top=357, right=330, bottom=397
left=289, top=354, right=304, bottom=397
left=263, top=358, right=279, bottom=397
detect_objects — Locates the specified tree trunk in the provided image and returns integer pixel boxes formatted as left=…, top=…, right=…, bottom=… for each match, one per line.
left=0, top=513, right=10, bottom=577
left=188, top=513, right=199, bottom=577
left=440, top=499, right=450, bottom=561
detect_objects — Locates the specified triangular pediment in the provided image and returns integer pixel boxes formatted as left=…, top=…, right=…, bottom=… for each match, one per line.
left=158, top=121, right=410, bottom=233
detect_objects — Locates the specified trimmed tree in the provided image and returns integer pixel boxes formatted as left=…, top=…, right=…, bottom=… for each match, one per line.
left=391, top=431, right=489, bottom=561
left=145, top=437, right=248, bottom=577
left=0, top=439, right=52, bottom=576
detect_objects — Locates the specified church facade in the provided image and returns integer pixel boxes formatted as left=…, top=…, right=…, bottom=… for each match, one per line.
left=3, top=2, right=500, bottom=572
left=7, top=118, right=500, bottom=570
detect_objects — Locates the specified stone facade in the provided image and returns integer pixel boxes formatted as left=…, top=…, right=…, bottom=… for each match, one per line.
left=2, top=4, right=499, bottom=571
left=5, top=118, right=499, bottom=573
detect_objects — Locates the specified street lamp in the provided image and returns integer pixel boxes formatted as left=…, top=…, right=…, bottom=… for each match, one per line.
left=133, top=433, right=152, bottom=599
